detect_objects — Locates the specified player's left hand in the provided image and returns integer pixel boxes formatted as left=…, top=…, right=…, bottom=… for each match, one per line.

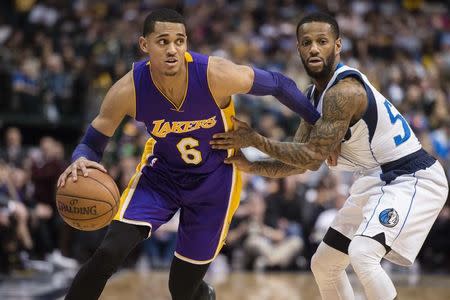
left=224, top=150, right=253, bottom=172
left=326, top=143, right=341, bottom=166
left=210, top=117, right=261, bottom=149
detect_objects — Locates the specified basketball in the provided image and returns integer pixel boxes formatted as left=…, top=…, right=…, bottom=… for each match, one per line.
left=56, top=168, right=120, bottom=231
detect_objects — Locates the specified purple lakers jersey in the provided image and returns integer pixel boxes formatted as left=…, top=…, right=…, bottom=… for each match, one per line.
left=132, top=51, right=235, bottom=175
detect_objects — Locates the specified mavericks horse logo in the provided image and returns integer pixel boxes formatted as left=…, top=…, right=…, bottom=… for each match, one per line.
left=379, top=208, right=399, bottom=228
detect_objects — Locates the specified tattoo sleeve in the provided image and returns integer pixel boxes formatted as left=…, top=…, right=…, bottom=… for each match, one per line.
left=249, top=159, right=305, bottom=178
left=247, top=119, right=311, bottom=178
left=253, top=79, right=365, bottom=169
left=294, top=118, right=313, bottom=143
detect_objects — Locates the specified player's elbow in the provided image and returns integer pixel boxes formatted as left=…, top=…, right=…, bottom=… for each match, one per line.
left=273, top=72, right=294, bottom=96
left=307, top=155, right=325, bottom=170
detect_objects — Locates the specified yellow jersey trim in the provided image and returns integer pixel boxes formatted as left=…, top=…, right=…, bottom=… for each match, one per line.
left=206, top=56, right=235, bottom=156
left=219, top=100, right=236, bottom=158
left=213, top=164, right=242, bottom=257
left=184, top=51, right=193, bottom=62
left=113, top=138, right=156, bottom=222
left=131, top=63, right=137, bottom=117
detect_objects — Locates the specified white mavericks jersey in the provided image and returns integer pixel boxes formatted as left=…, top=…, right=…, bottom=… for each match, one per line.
left=310, top=64, right=448, bottom=267
left=307, top=63, right=422, bottom=172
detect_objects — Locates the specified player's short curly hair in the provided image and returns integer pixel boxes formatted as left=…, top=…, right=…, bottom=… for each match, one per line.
left=143, top=8, right=185, bottom=36
left=296, top=12, right=340, bottom=39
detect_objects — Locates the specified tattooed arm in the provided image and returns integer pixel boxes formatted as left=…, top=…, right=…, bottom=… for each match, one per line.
left=226, top=120, right=312, bottom=178
left=212, top=78, right=366, bottom=170
left=254, top=78, right=366, bottom=169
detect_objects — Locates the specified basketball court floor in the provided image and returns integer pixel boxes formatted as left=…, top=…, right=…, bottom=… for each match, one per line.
left=1, top=267, right=450, bottom=299
left=101, top=270, right=450, bottom=300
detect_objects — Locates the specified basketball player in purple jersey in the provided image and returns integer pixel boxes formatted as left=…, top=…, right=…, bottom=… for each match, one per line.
left=56, top=9, right=319, bottom=300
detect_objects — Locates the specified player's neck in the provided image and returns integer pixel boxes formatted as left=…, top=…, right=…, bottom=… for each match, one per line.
left=151, top=62, right=188, bottom=105
left=312, top=61, right=339, bottom=94
left=152, top=63, right=187, bottom=90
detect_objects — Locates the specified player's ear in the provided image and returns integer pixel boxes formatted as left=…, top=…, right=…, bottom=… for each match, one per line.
left=335, top=37, right=342, bottom=55
left=139, top=36, right=149, bottom=54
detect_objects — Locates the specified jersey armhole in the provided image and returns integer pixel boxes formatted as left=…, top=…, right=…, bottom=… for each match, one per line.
left=206, top=56, right=232, bottom=110
left=130, top=62, right=138, bottom=119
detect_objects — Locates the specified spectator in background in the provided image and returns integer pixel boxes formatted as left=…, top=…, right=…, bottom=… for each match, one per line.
left=143, top=211, right=179, bottom=270
left=421, top=197, right=450, bottom=273
left=11, top=57, right=41, bottom=113
left=42, top=54, right=73, bottom=120
left=227, top=191, right=302, bottom=271
left=30, top=136, right=76, bottom=267
left=310, top=184, right=348, bottom=250
left=265, top=177, right=305, bottom=259
left=0, top=127, right=28, bottom=168
left=0, top=162, right=32, bottom=273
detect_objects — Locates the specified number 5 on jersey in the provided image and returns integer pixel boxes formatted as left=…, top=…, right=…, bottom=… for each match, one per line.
left=177, top=137, right=202, bottom=164
left=383, top=99, right=411, bottom=146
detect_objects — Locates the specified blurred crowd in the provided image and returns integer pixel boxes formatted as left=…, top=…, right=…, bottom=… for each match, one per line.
left=0, top=0, right=449, bottom=278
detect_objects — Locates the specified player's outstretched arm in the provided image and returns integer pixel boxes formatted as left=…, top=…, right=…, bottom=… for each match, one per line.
left=57, top=72, right=135, bottom=187
left=226, top=154, right=306, bottom=178
left=223, top=120, right=311, bottom=177
left=211, top=78, right=365, bottom=170
left=207, top=56, right=320, bottom=124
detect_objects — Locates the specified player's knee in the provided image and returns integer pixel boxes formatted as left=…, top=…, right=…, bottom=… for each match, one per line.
left=349, top=239, right=369, bottom=267
left=348, top=237, right=383, bottom=276
left=311, top=242, right=350, bottom=278
left=93, top=244, right=124, bottom=275
left=310, top=250, right=325, bottom=276
left=311, top=243, right=333, bottom=276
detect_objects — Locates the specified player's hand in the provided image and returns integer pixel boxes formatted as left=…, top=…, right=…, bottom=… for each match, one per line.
left=326, top=143, right=341, bottom=167
left=224, top=150, right=253, bottom=172
left=210, top=117, right=261, bottom=150
left=57, top=157, right=107, bottom=187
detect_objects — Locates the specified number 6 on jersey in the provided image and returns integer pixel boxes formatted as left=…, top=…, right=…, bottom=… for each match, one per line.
left=177, top=137, right=202, bottom=164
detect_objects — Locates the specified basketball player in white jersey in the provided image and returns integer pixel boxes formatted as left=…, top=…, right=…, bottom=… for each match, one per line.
left=211, top=12, right=449, bottom=300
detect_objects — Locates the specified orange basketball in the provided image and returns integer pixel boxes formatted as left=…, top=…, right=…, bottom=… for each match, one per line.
left=56, top=168, right=120, bottom=231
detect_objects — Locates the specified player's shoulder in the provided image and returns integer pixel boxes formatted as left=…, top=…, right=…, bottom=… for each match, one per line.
left=322, top=76, right=367, bottom=118
left=112, top=71, right=134, bottom=94
left=106, top=71, right=135, bottom=106
left=327, top=76, right=366, bottom=100
left=186, top=51, right=209, bottom=65
left=132, top=59, right=150, bottom=71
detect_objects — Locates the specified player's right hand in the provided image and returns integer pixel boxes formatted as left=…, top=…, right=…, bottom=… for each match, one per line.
left=57, top=157, right=107, bottom=187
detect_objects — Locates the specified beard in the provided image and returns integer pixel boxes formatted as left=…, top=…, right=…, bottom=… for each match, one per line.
left=301, top=51, right=336, bottom=80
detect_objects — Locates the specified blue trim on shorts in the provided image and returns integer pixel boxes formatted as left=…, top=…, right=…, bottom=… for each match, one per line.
left=392, top=173, right=418, bottom=242
left=362, top=184, right=386, bottom=235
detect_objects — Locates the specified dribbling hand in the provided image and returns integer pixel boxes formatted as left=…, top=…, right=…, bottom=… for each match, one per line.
left=57, top=157, right=107, bottom=187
